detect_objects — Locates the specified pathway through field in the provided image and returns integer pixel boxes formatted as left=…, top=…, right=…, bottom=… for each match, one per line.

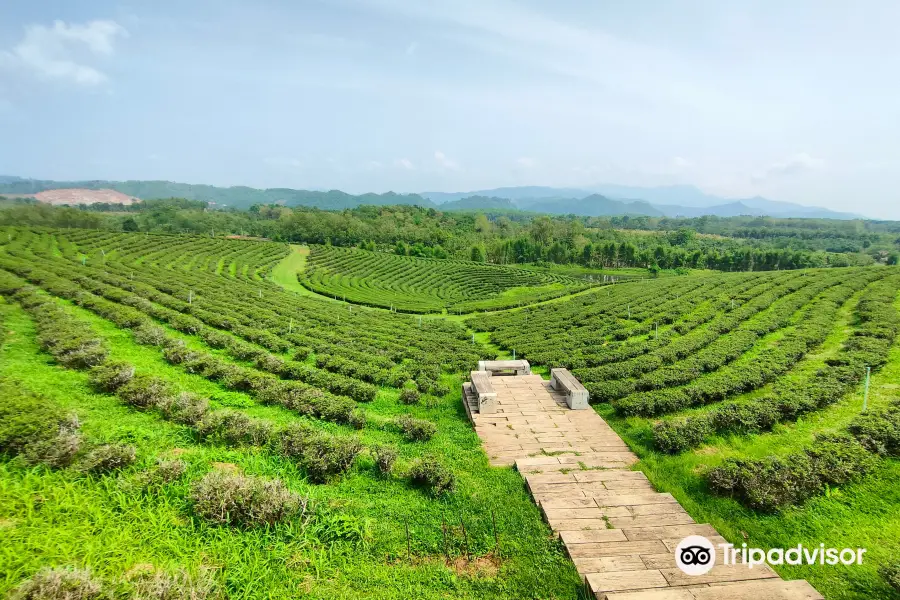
left=464, top=374, right=824, bottom=600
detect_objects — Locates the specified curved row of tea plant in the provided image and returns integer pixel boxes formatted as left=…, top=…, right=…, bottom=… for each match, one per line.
left=2, top=228, right=483, bottom=394
left=303, top=244, right=592, bottom=313
left=609, top=270, right=884, bottom=416
left=654, top=274, right=900, bottom=452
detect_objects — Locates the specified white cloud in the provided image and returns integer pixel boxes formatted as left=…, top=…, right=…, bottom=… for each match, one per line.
left=672, top=156, right=693, bottom=169
left=405, top=41, right=418, bottom=55
left=516, top=157, right=537, bottom=168
left=752, top=152, right=824, bottom=183
left=0, top=20, right=127, bottom=85
left=394, top=158, right=414, bottom=169
left=434, top=150, right=459, bottom=170
left=365, top=160, right=383, bottom=169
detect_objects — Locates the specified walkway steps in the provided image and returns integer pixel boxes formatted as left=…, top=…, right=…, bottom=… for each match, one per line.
left=464, top=373, right=822, bottom=600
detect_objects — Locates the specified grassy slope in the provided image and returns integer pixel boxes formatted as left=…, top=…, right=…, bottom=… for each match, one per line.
left=597, top=292, right=900, bottom=600
left=0, top=298, right=582, bottom=599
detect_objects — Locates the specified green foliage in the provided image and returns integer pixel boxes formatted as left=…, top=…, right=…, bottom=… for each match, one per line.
left=303, top=244, right=588, bottom=312
left=370, top=445, right=397, bottom=476
left=189, top=470, right=308, bottom=528
left=407, top=456, right=456, bottom=495
left=392, top=414, right=437, bottom=442
left=9, top=567, right=104, bottom=600
left=79, top=443, right=137, bottom=474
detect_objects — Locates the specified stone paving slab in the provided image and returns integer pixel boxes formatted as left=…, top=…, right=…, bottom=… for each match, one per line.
left=464, top=373, right=821, bottom=600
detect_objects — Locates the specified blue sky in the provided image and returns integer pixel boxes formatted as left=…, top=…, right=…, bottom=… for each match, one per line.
left=1, top=1, right=899, bottom=217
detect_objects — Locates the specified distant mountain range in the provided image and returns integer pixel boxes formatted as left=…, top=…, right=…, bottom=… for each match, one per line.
left=0, top=176, right=863, bottom=220
left=423, top=185, right=863, bottom=220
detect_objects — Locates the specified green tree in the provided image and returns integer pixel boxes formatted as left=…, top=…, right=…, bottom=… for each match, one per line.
left=470, top=245, right=486, bottom=262
left=122, top=217, right=139, bottom=232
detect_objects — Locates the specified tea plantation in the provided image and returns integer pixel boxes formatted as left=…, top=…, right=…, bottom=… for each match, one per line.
left=303, top=244, right=593, bottom=313
left=1, top=226, right=898, bottom=599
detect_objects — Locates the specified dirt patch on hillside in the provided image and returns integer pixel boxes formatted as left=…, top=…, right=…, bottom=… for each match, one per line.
left=23, top=188, right=139, bottom=206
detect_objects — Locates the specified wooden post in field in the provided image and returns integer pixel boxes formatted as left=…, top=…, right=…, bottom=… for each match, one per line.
left=289, top=318, right=293, bottom=334
left=188, top=290, right=193, bottom=305
left=863, top=366, right=871, bottom=412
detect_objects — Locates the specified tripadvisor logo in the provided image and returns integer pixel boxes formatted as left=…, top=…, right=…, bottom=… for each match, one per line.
left=675, top=536, right=867, bottom=575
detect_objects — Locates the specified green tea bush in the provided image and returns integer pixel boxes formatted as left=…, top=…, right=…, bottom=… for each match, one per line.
left=407, top=456, right=455, bottom=495
left=274, top=423, right=362, bottom=482
left=848, top=400, right=900, bottom=456
left=118, top=375, right=175, bottom=410
left=80, top=443, right=137, bottom=474
left=371, top=445, right=397, bottom=476
left=0, top=381, right=83, bottom=468
left=159, top=392, right=209, bottom=426
left=189, top=470, right=307, bottom=527
left=881, top=561, right=900, bottom=592
left=89, top=360, right=136, bottom=393
left=393, top=415, right=436, bottom=442
left=9, top=567, right=104, bottom=600
left=708, top=434, right=878, bottom=511
left=134, top=459, right=187, bottom=490
left=125, top=567, right=221, bottom=600
left=196, top=410, right=273, bottom=446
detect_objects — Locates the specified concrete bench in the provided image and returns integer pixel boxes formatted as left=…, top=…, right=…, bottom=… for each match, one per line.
left=550, top=368, right=589, bottom=410
left=470, top=370, right=498, bottom=413
left=477, top=359, right=531, bottom=376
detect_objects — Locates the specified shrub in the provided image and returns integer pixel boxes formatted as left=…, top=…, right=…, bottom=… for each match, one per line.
left=89, top=361, right=136, bottom=393
left=371, top=445, right=397, bottom=476
left=80, top=443, right=137, bottom=474
left=9, top=567, right=104, bottom=600
left=393, top=415, right=436, bottom=442
left=132, top=324, right=168, bottom=346
left=653, top=418, right=712, bottom=454
left=399, top=388, right=420, bottom=405
left=159, top=392, right=209, bottom=426
left=707, top=433, right=879, bottom=512
left=196, top=410, right=273, bottom=447
left=19, top=415, right=83, bottom=469
left=881, top=560, right=900, bottom=592
left=0, top=383, right=78, bottom=458
left=347, top=409, right=367, bottom=430
left=275, top=423, right=362, bottom=482
left=300, top=435, right=362, bottom=483
left=126, top=567, right=221, bottom=600
left=806, top=434, right=879, bottom=485
left=134, top=459, right=187, bottom=490
left=118, top=375, right=174, bottom=410
left=707, top=455, right=821, bottom=512
left=407, top=456, right=455, bottom=495
left=848, top=401, right=900, bottom=456
left=189, top=470, right=307, bottom=527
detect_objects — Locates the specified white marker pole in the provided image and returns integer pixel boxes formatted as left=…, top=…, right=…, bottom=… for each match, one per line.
left=863, top=366, right=871, bottom=412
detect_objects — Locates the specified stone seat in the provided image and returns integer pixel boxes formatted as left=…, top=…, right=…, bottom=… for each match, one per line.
left=478, top=359, right=531, bottom=376
left=550, top=367, right=589, bottom=409
left=470, top=370, right=497, bottom=413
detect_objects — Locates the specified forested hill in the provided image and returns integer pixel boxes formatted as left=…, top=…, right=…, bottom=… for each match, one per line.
left=0, top=178, right=431, bottom=210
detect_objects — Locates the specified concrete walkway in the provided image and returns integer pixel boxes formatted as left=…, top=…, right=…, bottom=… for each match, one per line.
left=463, top=374, right=823, bottom=600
